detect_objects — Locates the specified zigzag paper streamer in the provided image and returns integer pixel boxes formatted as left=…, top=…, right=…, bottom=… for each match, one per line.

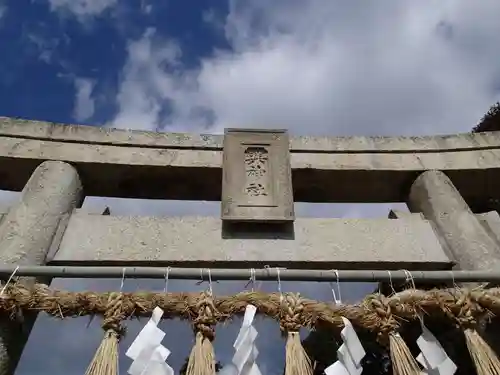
left=126, top=306, right=174, bottom=375
left=128, top=344, right=174, bottom=375
left=416, top=324, right=457, bottom=375
left=325, top=317, right=366, bottom=375
left=231, top=304, right=262, bottom=375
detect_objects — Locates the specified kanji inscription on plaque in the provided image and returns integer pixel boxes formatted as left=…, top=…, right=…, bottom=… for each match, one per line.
left=245, top=147, right=268, bottom=178
left=221, top=129, right=294, bottom=222
left=244, top=146, right=270, bottom=199
left=245, top=182, right=267, bottom=197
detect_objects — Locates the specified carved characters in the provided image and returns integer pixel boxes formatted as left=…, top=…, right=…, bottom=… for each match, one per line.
left=244, top=147, right=269, bottom=197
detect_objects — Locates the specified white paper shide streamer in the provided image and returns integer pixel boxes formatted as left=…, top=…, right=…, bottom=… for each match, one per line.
left=126, top=306, right=174, bottom=375
left=220, top=304, right=262, bottom=375
left=325, top=317, right=366, bottom=375
left=416, top=324, right=457, bottom=375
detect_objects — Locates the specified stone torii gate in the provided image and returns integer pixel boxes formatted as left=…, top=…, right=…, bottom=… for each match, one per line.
left=0, top=116, right=500, bottom=374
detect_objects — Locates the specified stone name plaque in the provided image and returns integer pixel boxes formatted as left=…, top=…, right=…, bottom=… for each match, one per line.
left=222, top=128, right=294, bottom=222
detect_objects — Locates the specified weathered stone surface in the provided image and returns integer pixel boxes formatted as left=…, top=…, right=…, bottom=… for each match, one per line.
left=0, top=161, right=83, bottom=265
left=52, top=212, right=451, bottom=269
left=408, top=170, right=500, bottom=356
left=476, top=211, right=500, bottom=248
left=222, top=129, right=294, bottom=222
left=1, top=117, right=500, bottom=202
left=0, top=161, right=83, bottom=375
left=408, top=170, right=500, bottom=271
left=3, top=116, right=500, bottom=152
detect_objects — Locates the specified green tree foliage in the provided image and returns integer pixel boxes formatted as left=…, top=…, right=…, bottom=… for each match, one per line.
left=471, top=102, right=500, bottom=212
left=472, top=102, right=500, bottom=133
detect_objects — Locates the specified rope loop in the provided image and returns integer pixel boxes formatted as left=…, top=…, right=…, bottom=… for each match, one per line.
left=192, top=291, right=219, bottom=341
left=454, top=289, right=481, bottom=328
left=363, top=294, right=399, bottom=344
left=0, top=281, right=24, bottom=321
left=279, top=293, right=305, bottom=333
left=102, top=292, right=125, bottom=338
left=470, top=288, right=500, bottom=318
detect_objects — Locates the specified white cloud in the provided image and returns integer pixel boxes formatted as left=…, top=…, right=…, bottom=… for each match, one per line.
left=24, top=33, right=69, bottom=64
left=72, top=78, right=95, bottom=122
left=140, top=0, right=152, bottom=15
left=48, top=0, right=117, bottom=20
left=35, top=4, right=500, bottom=372
left=0, top=2, right=6, bottom=23
left=108, top=0, right=500, bottom=136
left=110, top=28, right=185, bottom=131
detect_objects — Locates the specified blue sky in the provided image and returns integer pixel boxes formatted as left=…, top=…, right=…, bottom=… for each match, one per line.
left=3, top=0, right=499, bottom=137
left=1, top=0, right=500, bottom=374
left=0, top=0, right=230, bottom=126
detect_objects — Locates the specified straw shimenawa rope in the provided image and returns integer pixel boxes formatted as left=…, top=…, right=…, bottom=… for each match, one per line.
left=5, top=283, right=500, bottom=373
left=4, top=281, right=500, bottom=375
left=84, top=292, right=126, bottom=375
left=279, top=293, right=313, bottom=375
left=186, top=291, right=219, bottom=375
left=364, top=294, right=420, bottom=375
left=2, top=283, right=500, bottom=333
left=450, top=289, right=500, bottom=375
